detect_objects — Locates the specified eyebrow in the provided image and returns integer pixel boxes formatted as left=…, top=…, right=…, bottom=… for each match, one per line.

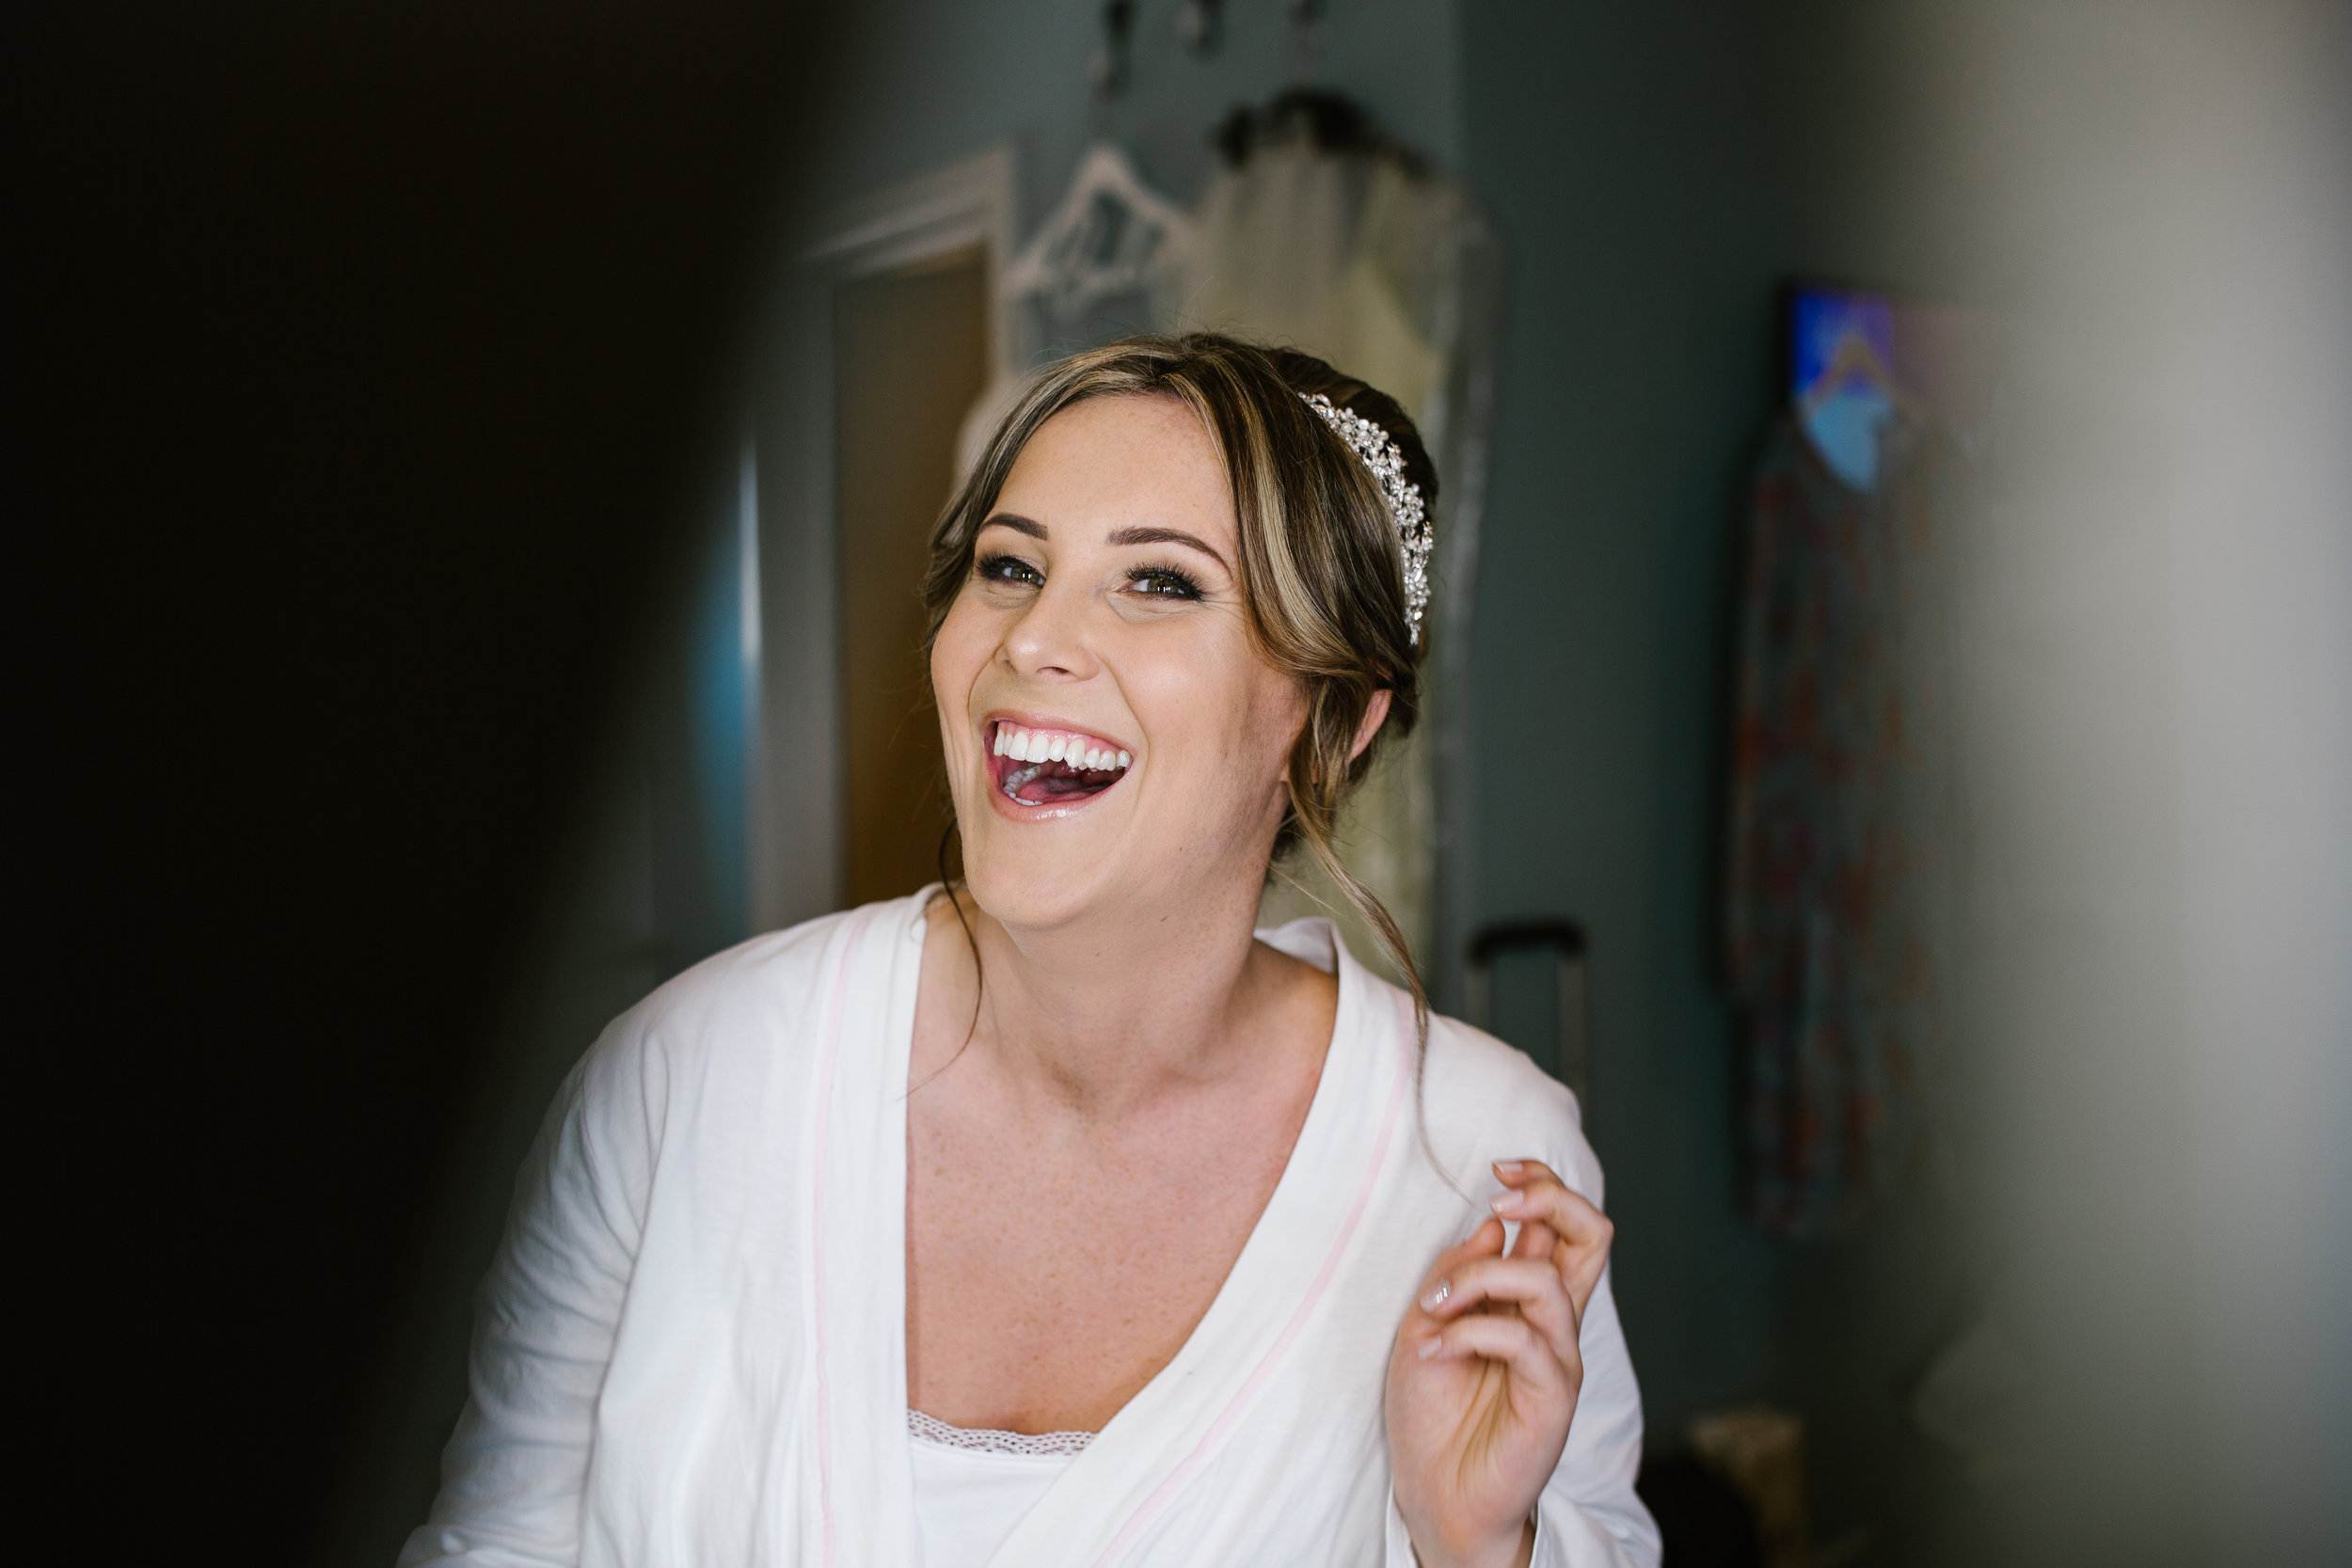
left=977, top=515, right=1232, bottom=574
left=1104, top=526, right=1230, bottom=573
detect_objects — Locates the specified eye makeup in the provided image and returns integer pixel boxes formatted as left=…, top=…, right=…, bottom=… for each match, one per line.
left=976, top=551, right=1043, bottom=587
left=1125, top=562, right=1203, bottom=600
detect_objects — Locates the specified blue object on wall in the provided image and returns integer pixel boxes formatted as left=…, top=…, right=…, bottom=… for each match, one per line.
left=1791, top=283, right=1899, bottom=490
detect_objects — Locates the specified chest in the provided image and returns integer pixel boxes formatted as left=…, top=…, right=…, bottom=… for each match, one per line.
left=903, top=1084, right=1302, bottom=1434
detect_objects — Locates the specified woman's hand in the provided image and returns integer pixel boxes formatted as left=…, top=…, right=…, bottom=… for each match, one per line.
left=1385, top=1160, right=1614, bottom=1568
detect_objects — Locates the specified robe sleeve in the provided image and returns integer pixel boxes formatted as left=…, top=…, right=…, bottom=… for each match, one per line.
left=397, top=1018, right=667, bottom=1568
left=1380, top=1270, right=1660, bottom=1567
left=1526, top=1266, right=1659, bottom=1565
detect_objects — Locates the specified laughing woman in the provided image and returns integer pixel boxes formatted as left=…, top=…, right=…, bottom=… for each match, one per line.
left=403, top=336, right=1659, bottom=1568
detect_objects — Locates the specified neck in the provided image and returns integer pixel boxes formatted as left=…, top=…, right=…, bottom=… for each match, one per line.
left=930, top=872, right=1308, bottom=1123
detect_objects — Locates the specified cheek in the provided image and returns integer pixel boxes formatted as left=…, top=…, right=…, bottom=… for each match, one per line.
left=930, top=592, right=992, bottom=715
left=1134, top=639, right=1306, bottom=802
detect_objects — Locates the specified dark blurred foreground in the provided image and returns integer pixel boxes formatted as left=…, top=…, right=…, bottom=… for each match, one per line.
left=20, top=2, right=831, bottom=1556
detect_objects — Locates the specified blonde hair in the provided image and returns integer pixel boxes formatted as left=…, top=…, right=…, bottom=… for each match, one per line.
left=922, top=333, right=1435, bottom=1031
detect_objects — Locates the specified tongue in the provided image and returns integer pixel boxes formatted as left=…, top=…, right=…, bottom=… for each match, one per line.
left=1009, top=758, right=1118, bottom=804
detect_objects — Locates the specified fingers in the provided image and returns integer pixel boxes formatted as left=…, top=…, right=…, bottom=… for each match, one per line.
left=1415, top=1255, right=1580, bottom=1368
left=1489, top=1160, right=1614, bottom=1317
left=1403, top=1215, right=1505, bottom=1330
left=1417, top=1214, right=1508, bottom=1295
left=1509, top=1212, right=1558, bottom=1267
left=1415, top=1308, right=1572, bottom=1399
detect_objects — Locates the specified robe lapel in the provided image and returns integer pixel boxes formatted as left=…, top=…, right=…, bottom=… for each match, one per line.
left=799, top=896, right=926, bottom=1568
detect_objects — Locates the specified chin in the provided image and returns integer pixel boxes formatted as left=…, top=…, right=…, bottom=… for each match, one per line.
left=957, top=848, right=1108, bottom=934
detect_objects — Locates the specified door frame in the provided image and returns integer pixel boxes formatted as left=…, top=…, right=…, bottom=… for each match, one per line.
left=748, top=146, right=1021, bottom=931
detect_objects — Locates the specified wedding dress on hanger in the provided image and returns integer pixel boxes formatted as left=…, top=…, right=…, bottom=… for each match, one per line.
left=1169, top=92, right=1500, bottom=989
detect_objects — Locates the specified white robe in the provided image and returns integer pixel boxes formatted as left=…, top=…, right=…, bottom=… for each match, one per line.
left=402, top=893, right=1660, bottom=1567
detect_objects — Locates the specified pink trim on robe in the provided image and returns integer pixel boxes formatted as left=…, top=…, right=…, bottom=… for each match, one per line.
left=808, top=906, right=879, bottom=1568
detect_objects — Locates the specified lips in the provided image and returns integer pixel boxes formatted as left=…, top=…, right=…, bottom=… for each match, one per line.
left=987, top=720, right=1133, bottom=808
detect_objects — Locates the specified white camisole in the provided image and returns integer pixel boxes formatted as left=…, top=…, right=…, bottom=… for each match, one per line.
left=907, top=1410, right=1094, bottom=1567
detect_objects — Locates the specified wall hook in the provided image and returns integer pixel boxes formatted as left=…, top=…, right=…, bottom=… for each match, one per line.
left=1089, top=0, right=1137, bottom=102
left=1177, top=0, right=1223, bottom=57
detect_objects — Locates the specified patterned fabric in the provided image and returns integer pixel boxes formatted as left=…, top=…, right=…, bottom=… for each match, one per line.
left=907, top=1408, right=1094, bottom=1457
left=1726, top=414, right=1963, bottom=1237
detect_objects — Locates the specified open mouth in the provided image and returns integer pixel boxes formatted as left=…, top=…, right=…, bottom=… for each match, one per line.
left=987, top=720, right=1132, bottom=808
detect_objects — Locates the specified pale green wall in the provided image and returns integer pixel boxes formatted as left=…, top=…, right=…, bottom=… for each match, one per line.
left=798, top=0, right=1462, bottom=227
left=1459, top=4, right=1978, bottom=1557
left=1458, top=0, right=1788, bottom=1438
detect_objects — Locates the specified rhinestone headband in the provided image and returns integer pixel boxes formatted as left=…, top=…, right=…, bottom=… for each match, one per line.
left=1300, top=392, right=1432, bottom=644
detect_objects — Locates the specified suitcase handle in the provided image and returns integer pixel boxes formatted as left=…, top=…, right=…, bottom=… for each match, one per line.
left=1466, top=918, right=1591, bottom=1104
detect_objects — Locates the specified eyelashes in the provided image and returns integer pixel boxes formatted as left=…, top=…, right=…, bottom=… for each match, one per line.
left=1125, top=563, right=1203, bottom=600
left=972, top=552, right=1204, bottom=602
left=976, top=551, right=1043, bottom=587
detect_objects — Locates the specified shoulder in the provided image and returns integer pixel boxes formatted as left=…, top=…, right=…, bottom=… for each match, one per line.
left=1417, top=1008, right=1606, bottom=1209
left=637, top=896, right=914, bottom=1033
left=572, top=893, right=930, bottom=1113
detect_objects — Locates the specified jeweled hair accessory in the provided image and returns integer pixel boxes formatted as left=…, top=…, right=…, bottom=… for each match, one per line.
left=1300, top=392, right=1432, bottom=645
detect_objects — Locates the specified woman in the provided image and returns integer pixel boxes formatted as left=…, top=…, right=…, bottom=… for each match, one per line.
left=403, top=336, right=1658, bottom=1568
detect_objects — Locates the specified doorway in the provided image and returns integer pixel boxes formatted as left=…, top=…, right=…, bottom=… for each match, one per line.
left=834, top=247, right=991, bottom=905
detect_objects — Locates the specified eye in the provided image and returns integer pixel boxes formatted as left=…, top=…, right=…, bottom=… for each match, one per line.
left=977, top=551, right=1043, bottom=589
left=1126, top=564, right=1203, bottom=600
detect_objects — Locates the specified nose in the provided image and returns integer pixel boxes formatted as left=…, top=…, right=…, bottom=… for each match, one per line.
left=1000, top=577, right=1099, bottom=683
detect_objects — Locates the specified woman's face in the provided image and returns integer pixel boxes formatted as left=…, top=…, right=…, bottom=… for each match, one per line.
left=931, top=393, right=1309, bottom=935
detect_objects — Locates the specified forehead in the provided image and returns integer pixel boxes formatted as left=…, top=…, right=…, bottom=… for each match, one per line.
left=995, top=394, right=1235, bottom=543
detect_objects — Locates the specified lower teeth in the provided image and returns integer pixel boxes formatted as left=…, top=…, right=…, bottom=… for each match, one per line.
left=1002, top=765, right=1042, bottom=800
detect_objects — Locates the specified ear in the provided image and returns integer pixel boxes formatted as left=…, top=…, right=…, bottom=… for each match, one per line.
left=1348, top=689, right=1394, bottom=763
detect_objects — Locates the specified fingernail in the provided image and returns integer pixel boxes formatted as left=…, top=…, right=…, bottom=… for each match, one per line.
left=1490, top=1193, right=1518, bottom=1214
left=1493, top=1160, right=1524, bottom=1180
left=1419, top=1278, right=1452, bottom=1313
left=1418, top=1336, right=1444, bottom=1360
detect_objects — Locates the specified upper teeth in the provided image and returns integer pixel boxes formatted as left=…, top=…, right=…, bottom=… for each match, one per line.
left=993, top=724, right=1131, bottom=771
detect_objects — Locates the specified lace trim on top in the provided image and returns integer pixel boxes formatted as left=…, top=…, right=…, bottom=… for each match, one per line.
left=907, top=1408, right=1094, bottom=1457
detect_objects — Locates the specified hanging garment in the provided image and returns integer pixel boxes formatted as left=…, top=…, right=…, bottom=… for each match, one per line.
left=999, top=142, right=1194, bottom=325
left=401, top=892, right=1658, bottom=1567
left=1725, top=417, right=1963, bottom=1237
left=957, top=142, right=1197, bottom=482
left=1169, top=117, right=1498, bottom=982
left=1176, top=134, right=1466, bottom=452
